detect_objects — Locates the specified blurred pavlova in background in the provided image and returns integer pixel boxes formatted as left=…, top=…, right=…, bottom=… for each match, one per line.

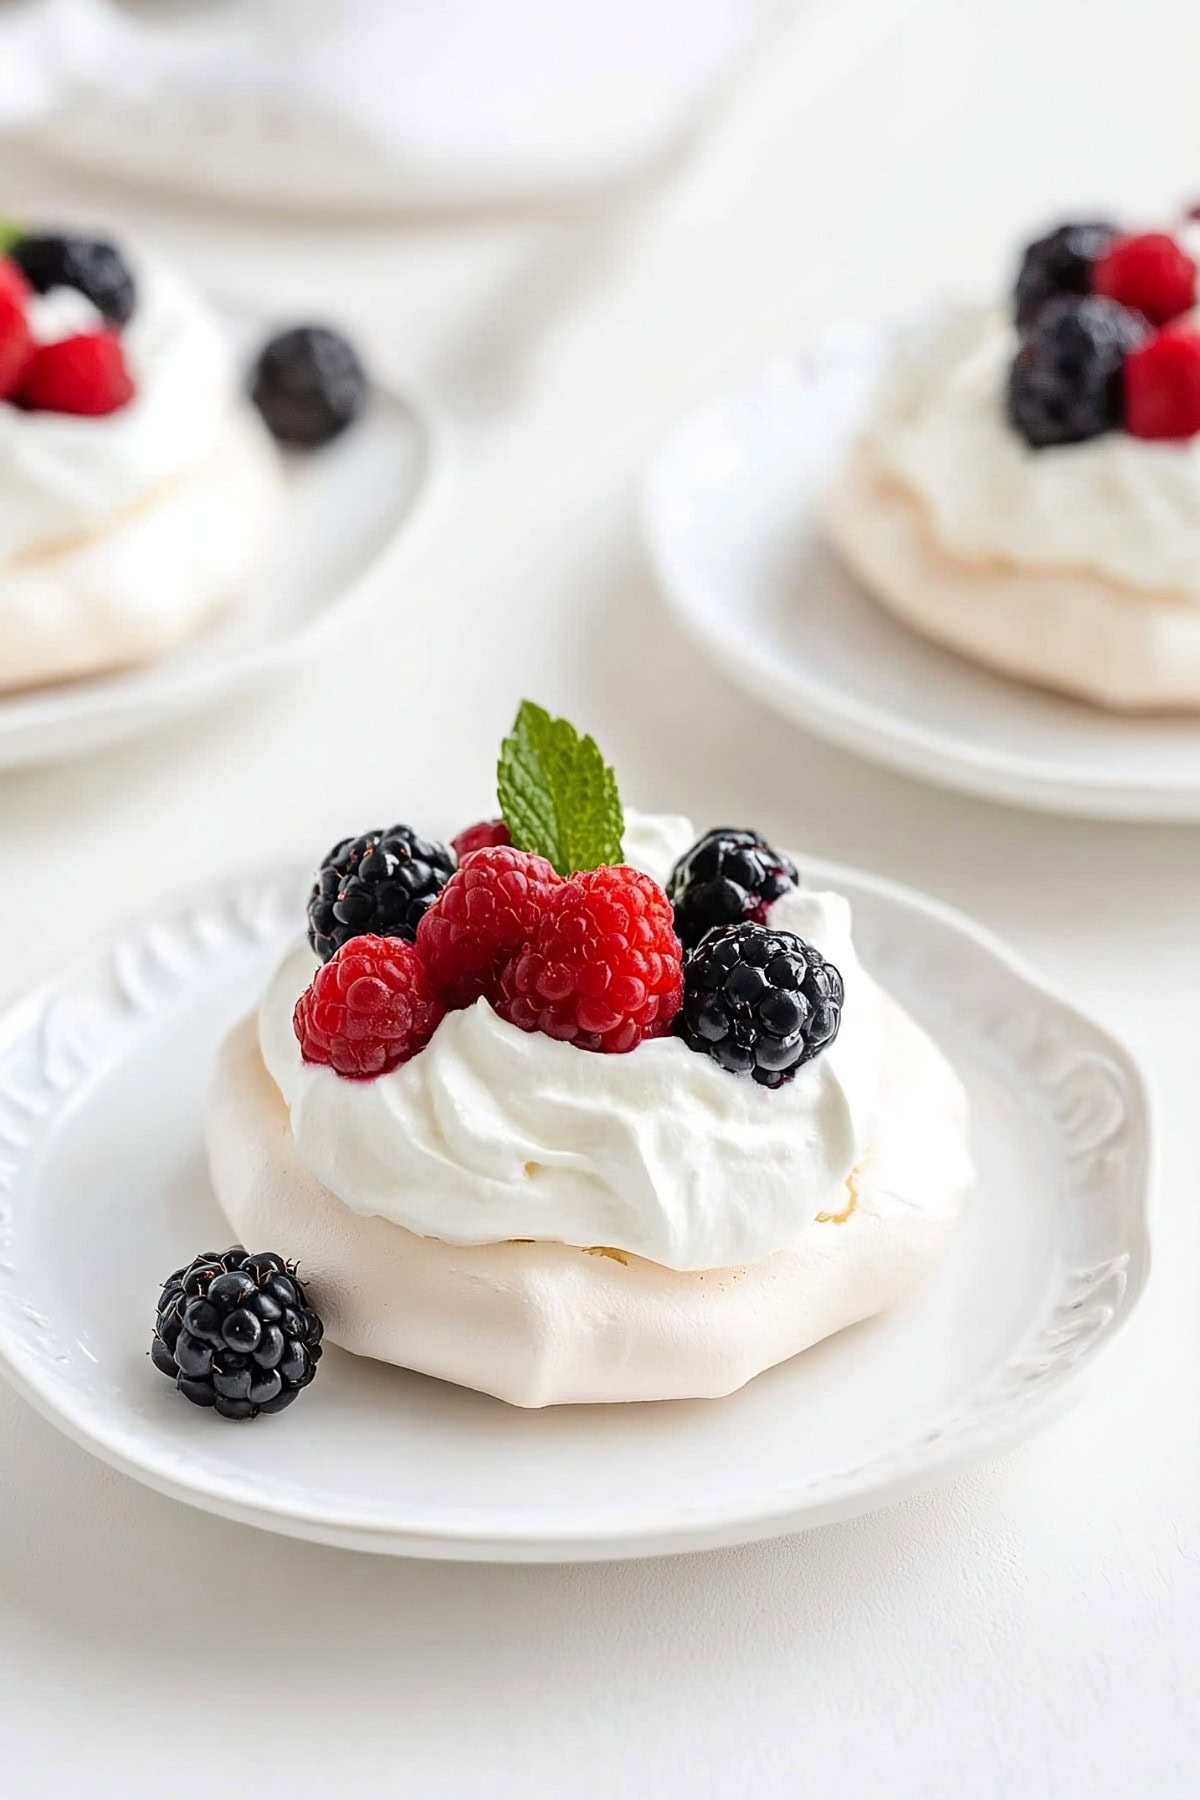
left=0, top=0, right=778, bottom=210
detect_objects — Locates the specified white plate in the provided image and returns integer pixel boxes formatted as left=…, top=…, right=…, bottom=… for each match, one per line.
left=644, top=326, right=1200, bottom=821
left=0, top=857, right=1150, bottom=1560
left=0, top=321, right=447, bottom=770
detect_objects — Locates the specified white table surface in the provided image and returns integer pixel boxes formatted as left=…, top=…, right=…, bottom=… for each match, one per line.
left=1, top=2, right=1198, bottom=1793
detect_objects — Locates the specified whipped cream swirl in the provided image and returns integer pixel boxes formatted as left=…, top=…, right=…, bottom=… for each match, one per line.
left=0, top=259, right=241, bottom=566
left=867, top=305, right=1200, bottom=598
left=258, top=813, right=885, bottom=1272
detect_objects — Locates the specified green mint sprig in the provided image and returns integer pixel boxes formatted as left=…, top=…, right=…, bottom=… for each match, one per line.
left=0, top=220, right=23, bottom=254
left=497, top=701, right=624, bottom=877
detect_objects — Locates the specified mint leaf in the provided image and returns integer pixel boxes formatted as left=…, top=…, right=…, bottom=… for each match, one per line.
left=497, top=701, right=624, bottom=877
left=0, top=221, right=23, bottom=254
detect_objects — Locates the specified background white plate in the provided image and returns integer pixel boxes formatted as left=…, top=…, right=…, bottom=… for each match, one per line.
left=0, top=319, right=446, bottom=770
left=0, top=857, right=1150, bottom=1561
left=644, top=326, right=1200, bottom=821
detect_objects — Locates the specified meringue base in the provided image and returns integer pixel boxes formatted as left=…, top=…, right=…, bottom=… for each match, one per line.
left=207, top=995, right=970, bottom=1408
left=0, top=411, right=281, bottom=696
left=827, top=444, right=1200, bottom=713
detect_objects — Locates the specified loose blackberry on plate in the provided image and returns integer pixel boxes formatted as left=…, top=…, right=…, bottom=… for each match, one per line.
left=677, top=921, right=842, bottom=1087
left=306, top=824, right=456, bottom=963
left=151, top=1247, right=323, bottom=1420
left=667, top=827, right=797, bottom=950
left=251, top=324, right=367, bottom=448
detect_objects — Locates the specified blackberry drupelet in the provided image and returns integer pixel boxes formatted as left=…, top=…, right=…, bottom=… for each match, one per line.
left=307, top=824, right=456, bottom=963
left=250, top=325, right=366, bottom=448
left=1013, top=220, right=1117, bottom=329
left=1007, top=295, right=1146, bottom=448
left=667, top=828, right=797, bottom=951
left=151, top=1248, right=323, bottom=1420
left=9, top=232, right=136, bottom=326
left=677, top=921, right=842, bottom=1088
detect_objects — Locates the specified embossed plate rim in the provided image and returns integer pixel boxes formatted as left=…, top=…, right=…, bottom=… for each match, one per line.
left=0, top=859, right=1153, bottom=1559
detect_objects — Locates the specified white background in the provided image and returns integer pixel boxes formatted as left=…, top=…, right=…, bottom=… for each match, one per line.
left=1, top=1, right=1198, bottom=1793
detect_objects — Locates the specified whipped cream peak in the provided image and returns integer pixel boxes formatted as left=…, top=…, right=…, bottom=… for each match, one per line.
left=867, top=305, right=1200, bottom=598
left=259, top=813, right=884, bottom=1272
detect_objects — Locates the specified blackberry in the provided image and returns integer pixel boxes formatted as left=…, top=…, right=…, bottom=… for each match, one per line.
left=677, top=922, right=842, bottom=1088
left=9, top=231, right=136, bottom=326
left=1014, top=220, right=1117, bottom=330
left=151, top=1247, right=323, bottom=1420
left=307, top=824, right=455, bottom=963
left=667, top=828, right=797, bottom=951
left=250, top=325, right=367, bottom=448
left=1007, top=295, right=1146, bottom=449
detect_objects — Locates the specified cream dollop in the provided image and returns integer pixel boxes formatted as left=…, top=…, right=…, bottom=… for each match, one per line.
left=0, top=259, right=242, bottom=566
left=258, top=814, right=885, bottom=1272
left=867, top=306, right=1200, bottom=598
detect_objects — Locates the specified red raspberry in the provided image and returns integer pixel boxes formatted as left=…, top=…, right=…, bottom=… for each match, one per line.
left=0, top=284, right=32, bottom=400
left=497, top=866, right=683, bottom=1055
left=451, top=817, right=511, bottom=859
left=1124, top=325, right=1200, bottom=439
left=18, top=329, right=134, bottom=416
left=0, top=259, right=31, bottom=309
left=1092, top=232, right=1196, bottom=326
left=416, top=846, right=560, bottom=1009
left=293, top=934, right=444, bottom=1079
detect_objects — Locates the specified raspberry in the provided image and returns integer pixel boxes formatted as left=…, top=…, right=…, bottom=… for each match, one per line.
left=0, top=258, right=31, bottom=309
left=1092, top=231, right=1196, bottom=326
left=1124, top=325, right=1200, bottom=440
left=0, top=284, right=32, bottom=400
left=293, top=935, right=444, bottom=1079
left=497, top=866, right=683, bottom=1054
left=416, top=846, right=560, bottom=1010
left=18, top=330, right=134, bottom=415
left=451, top=818, right=511, bottom=860
left=676, top=922, right=843, bottom=1088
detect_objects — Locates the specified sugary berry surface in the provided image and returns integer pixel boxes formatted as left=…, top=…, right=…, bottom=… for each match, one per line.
left=10, top=232, right=136, bottom=326
left=1092, top=231, right=1196, bottom=327
left=677, top=922, right=843, bottom=1088
left=1007, top=295, right=1146, bottom=448
left=294, top=934, right=444, bottom=1077
left=451, top=818, right=511, bottom=860
left=307, top=824, right=455, bottom=963
left=151, top=1246, right=323, bottom=1420
left=1013, top=220, right=1116, bottom=329
left=1124, top=325, right=1200, bottom=440
left=416, top=845, right=560, bottom=1010
left=667, top=828, right=798, bottom=951
left=497, top=865, right=683, bottom=1054
left=251, top=325, right=367, bottom=448
left=0, top=286, right=32, bottom=400
left=17, top=330, right=134, bottom=416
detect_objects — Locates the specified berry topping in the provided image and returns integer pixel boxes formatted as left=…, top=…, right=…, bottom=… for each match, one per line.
left=677, top=923, right=843, bottom=1088
left=151, top=1247, right=323, bottom=1420
left=17, top=329, right=134, bottom=416
left=9, top=231, right=136, bottom=326
left=293, top=934, right=445, bottom=1078
left=451, top=818, right=511, bottom=860
left=0, top=258, right=31, bottom=309
left=416, top=845, right=561, bottom=1010
left=250, top=324, right=367, bottom=448
left=667, top=828, right=798, bottom=951
left=1007, top=295, right=1146, bottom=448
left=0, top=281, right=32, bottom=401
left=497, top=866, right=683, bottom=1054
left=1124, top=324, right=1200, bottom=440
left=1014, top=220, right=1117, bottom=329
left=1092, top=231, right=1197, bottom=327
left=307, top=824, right=455, bottom=964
